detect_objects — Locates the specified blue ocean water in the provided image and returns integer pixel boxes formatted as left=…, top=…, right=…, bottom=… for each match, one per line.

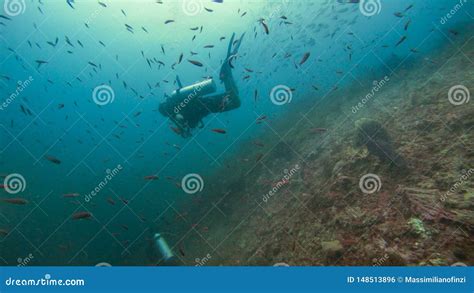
left=0, top=0, right=472, bottom=266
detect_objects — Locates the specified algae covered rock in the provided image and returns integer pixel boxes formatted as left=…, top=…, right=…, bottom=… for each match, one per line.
left=354, top=118, right=405, bottom=168
left=321, top=240, right=344, bottom=260
left=408, top=217, right=429, bottom=238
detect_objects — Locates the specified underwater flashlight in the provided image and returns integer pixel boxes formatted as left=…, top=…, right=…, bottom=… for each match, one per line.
left=153, top=233, right=175, bottom=261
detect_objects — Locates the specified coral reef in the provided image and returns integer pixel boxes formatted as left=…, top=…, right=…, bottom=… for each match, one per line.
left=400, top=187, right=456, bottom=222
left=400, top=186, right=474, bottom=229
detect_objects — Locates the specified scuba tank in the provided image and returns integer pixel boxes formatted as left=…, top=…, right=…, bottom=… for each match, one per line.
left=171, top=78, right=217, bottom=99
left=153, top=233, right=175, bottom=261
left=147, top=231, right=178, bottom=266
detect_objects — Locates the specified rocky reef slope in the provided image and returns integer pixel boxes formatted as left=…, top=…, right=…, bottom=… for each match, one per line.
left=172, top=29, right=473, bottom=267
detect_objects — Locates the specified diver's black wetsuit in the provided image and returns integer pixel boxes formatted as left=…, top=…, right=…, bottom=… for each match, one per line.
left=159, top=33, right=244, bottom=137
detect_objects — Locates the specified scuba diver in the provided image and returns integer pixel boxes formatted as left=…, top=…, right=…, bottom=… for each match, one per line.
left=158, top=33, right=245, bottom=138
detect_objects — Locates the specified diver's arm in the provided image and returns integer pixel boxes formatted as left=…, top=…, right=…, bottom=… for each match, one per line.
left=170, top=114, right=191, bottom=138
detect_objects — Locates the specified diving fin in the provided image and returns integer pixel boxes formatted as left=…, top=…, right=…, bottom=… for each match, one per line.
left=176, top=75, right=183, bottom=89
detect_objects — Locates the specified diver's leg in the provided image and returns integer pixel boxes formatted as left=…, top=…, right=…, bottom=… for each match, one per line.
left=222, top=67, right=238, bottom=94
left=225, top=32, right=245, bottom=59
left=217, top=33, right=244, bottom=109
left=226, top=33, right=236, bottom=58
left=231, top=33, right=245, bottom=56
left=220, top=59, right=240, bottom=109
left=195, top=32, right=244, bottom=117
left=220, top=32, right=245, bottom=83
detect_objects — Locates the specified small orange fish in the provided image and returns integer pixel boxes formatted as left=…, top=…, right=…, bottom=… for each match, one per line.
left=187, top=59, right=203, bottom=67
left=63, top=193, right=80, bottom=198
left=259, top=19, right=269, bottom=34
left=71, top=211, right=92, bottom=220
left=299, top=52, right=310, bottom=65
left=106, top=198, right=116, bottom=205
left=310, top=128, right=328, bottom=134
left=45, top=155, right=61, bottom=164
left=2, top=198, right=28, bottom=205
left=211, top=128, right=226, bottom=134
